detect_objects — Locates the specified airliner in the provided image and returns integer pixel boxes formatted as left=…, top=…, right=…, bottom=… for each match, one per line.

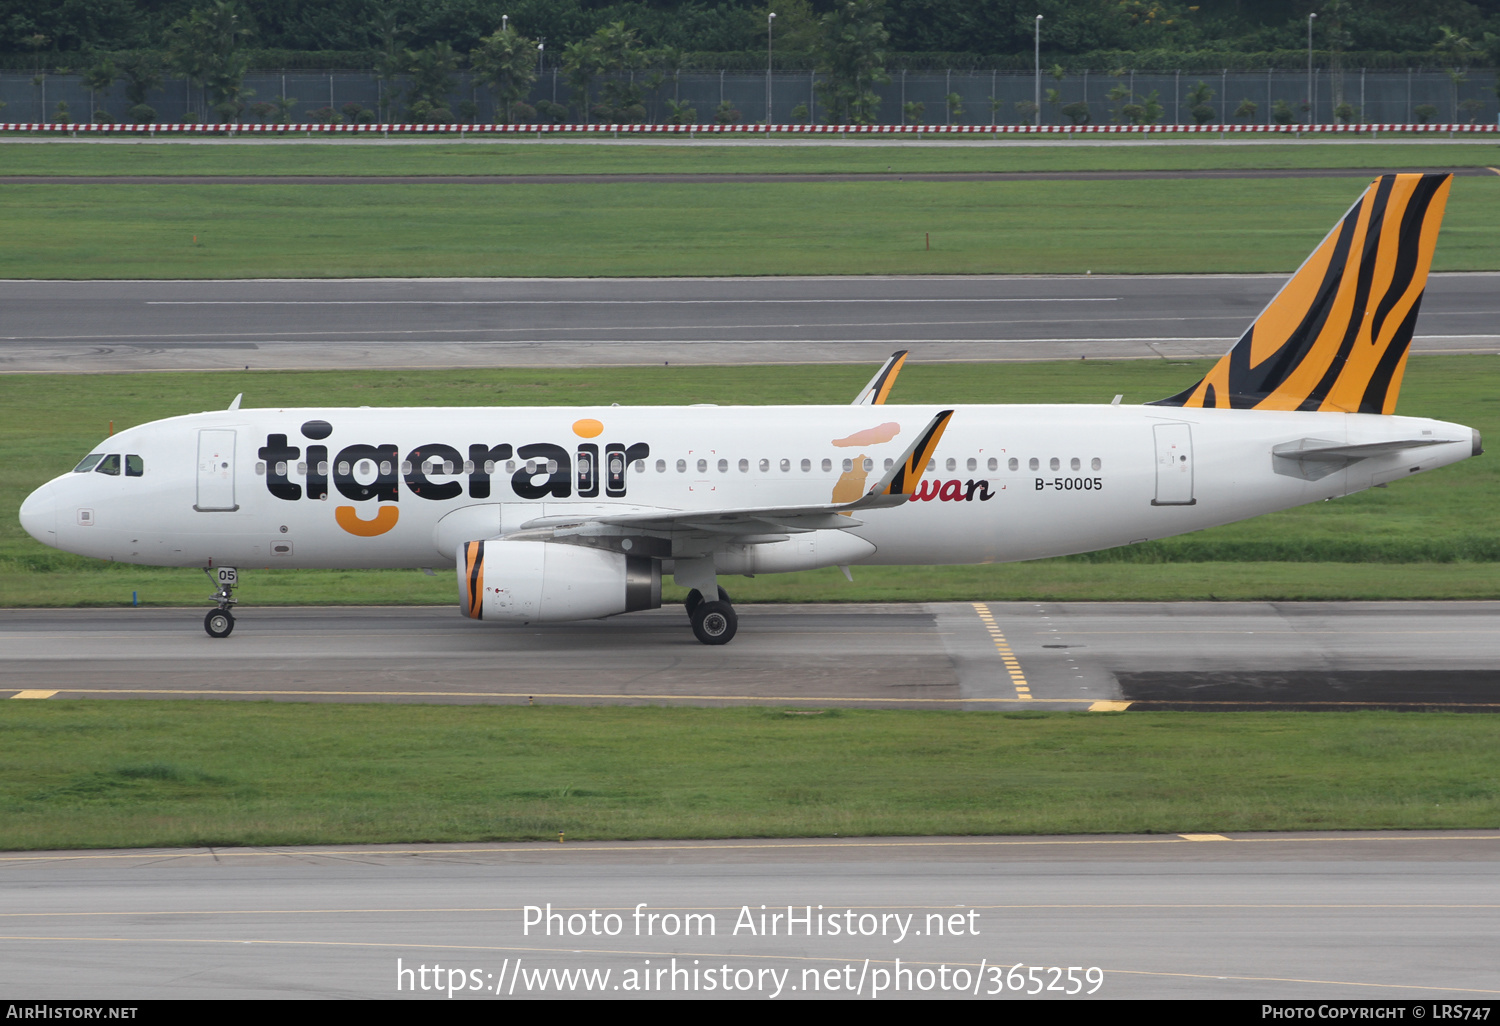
left=19, top=173, right=1480, bottom=644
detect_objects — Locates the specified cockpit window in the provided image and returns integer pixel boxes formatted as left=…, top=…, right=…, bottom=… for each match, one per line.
left=95, top=454, right=122, bottom=476
left=73, top=453, right=104, bottom=473
left=126, top=454, right=144, bottom=477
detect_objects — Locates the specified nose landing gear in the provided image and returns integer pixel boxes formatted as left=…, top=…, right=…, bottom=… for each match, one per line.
left=203, top=566, right=238, bottom=638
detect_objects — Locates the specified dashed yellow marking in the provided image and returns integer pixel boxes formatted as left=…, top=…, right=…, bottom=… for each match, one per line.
left=1488, top=167, right=1500, bottom=176
left=973, top=602, right=1032, bottom=700
left=1089, top=700, right=1132, bottom=712
left=1180, top=833, right=1232, bottom=842
left=10, top=690, right=57, bottom=699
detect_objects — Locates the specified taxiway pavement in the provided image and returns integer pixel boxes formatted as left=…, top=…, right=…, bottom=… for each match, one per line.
left=5, top=601, right=1497, bottom=711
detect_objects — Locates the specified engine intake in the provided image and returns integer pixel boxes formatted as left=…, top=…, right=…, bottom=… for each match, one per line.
left=458, top=539, right=660, bottom=622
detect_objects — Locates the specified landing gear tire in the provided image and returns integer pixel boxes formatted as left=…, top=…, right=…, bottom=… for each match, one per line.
left=204, top=608, right=235, bottom=639
left=691, top=600, right=737, bottom=645
left=684, top=586, right=732, bottom=615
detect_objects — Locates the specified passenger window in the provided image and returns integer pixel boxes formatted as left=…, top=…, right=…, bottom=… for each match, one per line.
left=863, top=458, right=874, bottom=472
left=1028, top=458, right=1039, bottom=471
left=1049, top=457, right=1060, bottom=471
left=800, top=458, right=811, bottom=472
left=697, top=459, right=708, bottom=473
left=1070, top=457, right=1081, bottom=471
left=945, top=457, right=956, bottom=471
left=1008, top=458, right=1019, bottom=471
left=1092, top=457, right=1102, bottom=470
left=927, top=459, right=935, bottom=472
left=884, top=458, right=893, bottom=470
left=780, top=459, right=791, bottom=472
left=655, top=459, right=666, bottom=473
left=841, top=458, right=853, bottom=472
left=738, top=458, right=749, bottom=472
left=634, top=460, right=646, bottom=473
left=95, top=454, right=122, bottom=476
left=677, top=459, right=687, bottom=473
left=73, top=453, right=104, bottom=473
left=717, top=458, right=728, bottom=473
left=987, top=457, right=998, bottom=471
left=759, top=458, right=769, bottom=472
left=966, top=457, right=977, bottom=471
left=820, top=458, right=832, bottom=472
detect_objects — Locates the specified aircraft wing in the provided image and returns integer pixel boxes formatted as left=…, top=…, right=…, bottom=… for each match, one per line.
left=515, top=409, right=954, bottom=541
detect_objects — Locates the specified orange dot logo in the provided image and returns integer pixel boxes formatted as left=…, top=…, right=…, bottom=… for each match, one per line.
left=572, top=419, right=604, bottom=438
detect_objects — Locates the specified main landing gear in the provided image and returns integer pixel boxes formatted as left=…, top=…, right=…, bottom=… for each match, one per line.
left=203, top=566, right=238, bottom=639
left=685, top=586, right=737, bottom=645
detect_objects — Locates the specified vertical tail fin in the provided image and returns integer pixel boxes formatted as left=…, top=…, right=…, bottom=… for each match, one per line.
left=1151, top=172, right=1452, bottom=415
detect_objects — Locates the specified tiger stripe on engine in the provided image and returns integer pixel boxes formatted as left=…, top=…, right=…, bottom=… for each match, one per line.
left=1151, top=172, right=1452, bottom=415
left=461, top=540, right=484, bottom=619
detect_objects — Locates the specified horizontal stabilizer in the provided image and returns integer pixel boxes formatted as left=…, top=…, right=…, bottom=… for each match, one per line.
left=1271, top=436, right=1460, bottom=481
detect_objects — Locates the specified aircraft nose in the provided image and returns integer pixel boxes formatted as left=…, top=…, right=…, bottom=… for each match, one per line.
left=18, top=480, right=58, bottom=546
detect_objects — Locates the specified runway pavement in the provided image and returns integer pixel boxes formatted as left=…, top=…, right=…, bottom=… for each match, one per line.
left=3, top=832, right=1498, bottom=999
left=2, top=273, right=1496, bottom=372
left=5, top=601, right=1498, bottom=711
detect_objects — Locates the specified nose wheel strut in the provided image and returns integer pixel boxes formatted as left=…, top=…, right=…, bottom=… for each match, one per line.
left=203, top=566, right=238, bottom=638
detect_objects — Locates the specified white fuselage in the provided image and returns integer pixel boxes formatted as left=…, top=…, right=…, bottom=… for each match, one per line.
left=19, top=403, right=1477, bottom=573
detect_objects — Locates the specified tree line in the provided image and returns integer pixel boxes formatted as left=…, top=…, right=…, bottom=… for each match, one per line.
left=8, top=0, right=1498, bottom=125
left=4, top=0, right=1498, bottom=66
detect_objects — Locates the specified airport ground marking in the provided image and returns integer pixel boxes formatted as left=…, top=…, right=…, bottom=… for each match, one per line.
left=9, top=690, right=56, bottom=699
left=972, top=602, right=1032, bottom=700
left=5, top=687, right=1088, bottom=705
left=12, top=688, right=1500, bottom=709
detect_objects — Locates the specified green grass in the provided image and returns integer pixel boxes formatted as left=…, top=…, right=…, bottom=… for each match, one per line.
left=5, top=357, right=1498, bottom=607
left=2, top=702, right=1497, bottom=849
left=2, top=175, right=1498, bottom=278
left=4, top=140, right=1499, bottom=177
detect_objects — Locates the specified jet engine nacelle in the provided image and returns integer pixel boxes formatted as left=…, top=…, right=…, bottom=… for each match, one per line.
left=458, top=539, right=661, bottom=622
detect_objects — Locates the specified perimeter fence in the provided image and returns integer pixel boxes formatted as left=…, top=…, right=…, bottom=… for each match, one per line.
left=4, top=122, right=1497, bottom=138
left=2, top=67, right=1496, bottom=128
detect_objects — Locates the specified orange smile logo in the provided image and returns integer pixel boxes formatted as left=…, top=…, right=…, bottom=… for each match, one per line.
left=335, top=505, right=400, bottom=536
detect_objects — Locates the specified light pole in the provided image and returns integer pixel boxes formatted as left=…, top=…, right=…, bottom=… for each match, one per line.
left=767, top=12, right=776, bottom=125
left=1307, top=12, right=1317, bottom=124
left=1034, top=15, right=1044, bottom=127
left=502, top=14, right=508, bottom=33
